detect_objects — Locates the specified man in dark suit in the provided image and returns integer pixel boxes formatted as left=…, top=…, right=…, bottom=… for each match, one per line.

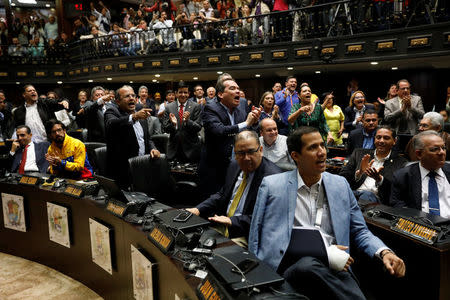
left=347, top=109, right=378, bottom=156
left=137, top=85, right=156, bottom=116
left=162, top=81, right=202, bottom=162
left=199, top=78, right=260, bottom=196
left=188, top=84, right=206, bottom=105
left=340, top=126, right=407, bottom=204
left=187, top=130, right=282, bottom=238
left=9, top=125, right=49, bottom=174
left=83, top=86, right=114, bottom=142
left=13, top=85, right=68, bottom=143
left=0, top=90, right=14, bottom=140
left=105, top=85, right=160, bottom=188
left=391, top=131, right=450, bottom=218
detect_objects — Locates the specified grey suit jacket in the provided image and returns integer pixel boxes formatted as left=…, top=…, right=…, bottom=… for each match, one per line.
left=384, top=95, right=424, bottom=135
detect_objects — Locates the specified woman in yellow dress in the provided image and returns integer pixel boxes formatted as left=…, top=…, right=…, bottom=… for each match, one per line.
left=323, top=92, right=345, bottom=145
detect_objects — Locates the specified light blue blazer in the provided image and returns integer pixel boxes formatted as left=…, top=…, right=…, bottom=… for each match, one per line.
left=249, top=170, right=386, bottom=271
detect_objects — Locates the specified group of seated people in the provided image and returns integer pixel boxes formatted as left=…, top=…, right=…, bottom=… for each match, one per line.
left=2, top=0, right=448, bottom=60
left=1, top=74, right=449, bottom=299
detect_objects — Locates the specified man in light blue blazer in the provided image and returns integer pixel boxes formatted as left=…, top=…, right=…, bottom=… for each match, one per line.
left=249, top=126, right=405, bottom=300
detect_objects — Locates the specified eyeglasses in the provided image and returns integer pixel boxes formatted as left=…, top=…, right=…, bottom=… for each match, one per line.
left=235, top=148, right=259, bottom=158
left=426, top=146, right=446, bottom=153
left=418, top=123, right=430, bottom=128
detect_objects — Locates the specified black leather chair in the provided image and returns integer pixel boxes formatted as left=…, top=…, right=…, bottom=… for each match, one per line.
left=84, top=142, right=106, bottom=174
left=128, top=154, right=176, bottom=202
left=93, top=146, right=108, bottom=176
left=151, top=134, right=169, bottom=154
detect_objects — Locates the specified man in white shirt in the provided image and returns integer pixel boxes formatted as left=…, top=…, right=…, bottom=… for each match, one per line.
left=391, top=130, right=450, bottom=218
left=9, top=125, right=49, bottom=174
left=259, top=118, right=293, bottom=167
left=12, top=85, right=68, bottom=143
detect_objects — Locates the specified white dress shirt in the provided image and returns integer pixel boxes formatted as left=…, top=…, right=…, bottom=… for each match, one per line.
left=25, top=103, right=47, bottom=143
left=10, top=142, right=39, bottom=172
left=128, top=115, right=145, bottom=156
left=419, top=163, right=450, bottom=218
left=357, top=150, right=391, bottom=197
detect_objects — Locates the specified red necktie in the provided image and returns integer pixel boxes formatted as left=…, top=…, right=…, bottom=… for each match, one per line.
left=18, top=144, right=29, bottom=175
left=179, top=103, right=184, bottom=124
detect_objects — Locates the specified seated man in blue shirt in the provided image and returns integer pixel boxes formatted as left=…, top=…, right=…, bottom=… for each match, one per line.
left=347, top=109, right=378, bottom=156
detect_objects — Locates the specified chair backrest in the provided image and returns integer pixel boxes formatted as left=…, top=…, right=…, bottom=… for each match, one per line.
left=93, top=146, right=108, bottom=176
left=85, top=142, right=106, bottom=174
left=128, top=154, right=175, bottom=201
left=151, top=134, right=170, bottom=154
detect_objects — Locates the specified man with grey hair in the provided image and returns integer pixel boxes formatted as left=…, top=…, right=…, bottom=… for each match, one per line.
left=83, top=85, right=114, bottom=142
left=391, top=130, right=450, bottom=218
left=384, top=79, right=424, bottom=135
left=105, top=85, right=160, bottom=188
left=137, top=85, right=156, bottom=116
left=187, top=130, right=281, bottom=238
left=405, top=111, right=450, bottom=160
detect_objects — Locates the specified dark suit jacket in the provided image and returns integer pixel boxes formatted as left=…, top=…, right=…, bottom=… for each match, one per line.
left=0, top=102, right=14, bottom=139
left=13, top=98, right=66, bottom=129
left=339, top=148, right=407, bottom=204
left=162, top=99, right=202, bottom=161
left=104, top=105, right=156, bottom=187
left=347, top=127, right=376, bottom=156
left=10, top=141, right=50, bottom=173
left=199, top=99, right=250, bottom=194
left=84, top=100, right=110, bottom=142
left=343, top=104, right=375, bottom=133
left=196, top=157, right=282, bottom=238
left=390, top=162, right=450, bottom=209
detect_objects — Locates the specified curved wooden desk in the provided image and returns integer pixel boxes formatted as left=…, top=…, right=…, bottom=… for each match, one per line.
left=0, top=181, right=198, bottom=300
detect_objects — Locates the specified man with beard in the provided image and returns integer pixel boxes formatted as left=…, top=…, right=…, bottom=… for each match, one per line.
left=45, top=119, right=93, bottom=179
left=105, top=85, right=160, bottom=188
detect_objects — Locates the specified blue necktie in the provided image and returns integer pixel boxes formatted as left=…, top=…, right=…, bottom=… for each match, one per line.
left=428, top=171, right=440, bottom=216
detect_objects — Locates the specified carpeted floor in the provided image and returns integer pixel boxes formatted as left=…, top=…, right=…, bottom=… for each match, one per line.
left=0, top=252, right=102, bottom=300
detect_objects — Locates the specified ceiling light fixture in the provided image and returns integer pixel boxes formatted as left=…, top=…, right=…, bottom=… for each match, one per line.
left=371, top=61, right=379, bottom=65
left=391, top=67, right=398, bottom=70
left=152, top=79, right=157, bottom=82
left=287, top=67, right=293, bottom=70
left=315, top=71, right=321, bottom=74
left=107, top=77, right=112, bottom=81
left=129, top=81, right=133, bottom=83
left=255, top=74, right=261, bottom=78
left=193, top=77, right=198, bottom=80
left=17, top=0, right=37, bottom=4
left=217, top=71, right=223, bottom=75
left=155, top=74, right=160, bottom=77
left=88, top=79, right=93, bottom=83
left=45, top=4, right=51, bottom=7
left=57, top=81, right=62, bottom=84
left=16, top=82, right=20, bottom=85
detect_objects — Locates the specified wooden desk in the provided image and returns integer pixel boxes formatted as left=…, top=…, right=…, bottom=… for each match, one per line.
left=358, top=214, right=450, bottom=300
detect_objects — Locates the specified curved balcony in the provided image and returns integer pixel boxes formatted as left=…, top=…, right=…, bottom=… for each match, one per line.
left=0, top=1, right=449, bottom=84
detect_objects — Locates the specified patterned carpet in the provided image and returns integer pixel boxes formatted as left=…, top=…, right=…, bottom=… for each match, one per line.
left=0, top=252, right=102, bottom=300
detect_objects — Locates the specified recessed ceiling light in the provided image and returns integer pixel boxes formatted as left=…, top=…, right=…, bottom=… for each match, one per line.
left=152, top=79, right=157, bottom=82
left=370, top=62, right=379, bottom=65
left=18, top=0, right=37, bottom=3
left=11, top=3, right=16, bottom=6
left=129, top=81, right=133, bottom=83
left=193, top=77, right=198, bottom=80
left=88, top=79, right=93, bottom=83
left=57, top=81, right=62, bottom=84
left=16, top=81, right=20, bottom=85
left=107, top=77, right=112, bottom=81
left=391, top=67, right=398, bottom=70
left=315, top=71, right=321, bottom=74
left=45, top=4, right=50, bottom=7
left=255, top=74, right=261, bottom=78
left=155, top=74, right=160, bottom=77
left=217, top=71, right=223, bottom=75
left=287, top=67, right=293, bottom=70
